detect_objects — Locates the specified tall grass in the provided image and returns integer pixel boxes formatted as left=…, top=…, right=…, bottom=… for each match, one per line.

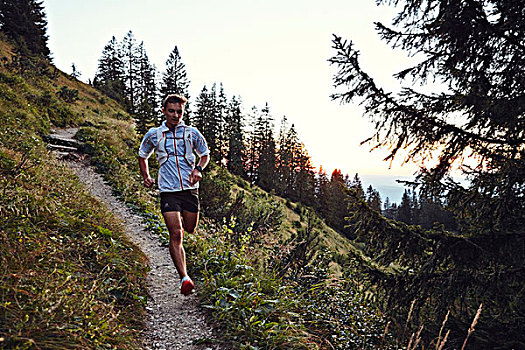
left=1, top=50, right=148, bottom=349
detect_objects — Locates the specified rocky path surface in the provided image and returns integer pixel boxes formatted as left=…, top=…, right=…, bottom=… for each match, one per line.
left=48, top=128, right=225, bottom=350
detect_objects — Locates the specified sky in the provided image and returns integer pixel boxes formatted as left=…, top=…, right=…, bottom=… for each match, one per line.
left=43, top=0, right=423, bottom=202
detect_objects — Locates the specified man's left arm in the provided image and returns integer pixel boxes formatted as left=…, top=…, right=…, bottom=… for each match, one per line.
left=189, top=128, right=210, bottom=186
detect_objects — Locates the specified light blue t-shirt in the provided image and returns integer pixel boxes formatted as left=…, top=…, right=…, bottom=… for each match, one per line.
left=139, top=121, right=209, bottom=192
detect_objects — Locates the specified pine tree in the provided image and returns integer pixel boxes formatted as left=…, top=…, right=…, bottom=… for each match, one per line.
left=396, top=189, right=412, bottom=224
left=0, top=0, right=50, bottom=58
left=160, top=45, right=191, bottom=124
left=256, top=103, right=277, bottom=191
left=245, top=106, right=262, bottom=183
left=121, top=31, right=140, bottom=114
left=365, top=185, right=381, bottom=213
left=194, top=85, right=223, bottom=161
left=206, top=83, right=223, bottom=161
left=314, top=166, right=331, bottom=221
left=325, top=169, right=349, bottom=234
left=276, top=117, right=293, bottom=196
left=349, top=173, right=364, bottom=199
left=93, top=36, right=126, bottom=104
left=192, top=86, right=209, bottom=131
left=344, top=173, right=366, bottom=239
left=135, top=42, right=157, bottom=135
left=216, top=84, right=229, bottom=163
left=276, top=119, right=316, bottom=204
left=225, top=96, right=246, bottom=176
left=330, top=0, right=525, bottom=345
left=70, top=63, right=81, bottom=79
left=294, top=143, right=316, bottom=206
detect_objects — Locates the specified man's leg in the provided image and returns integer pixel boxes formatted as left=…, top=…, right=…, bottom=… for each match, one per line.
left=162, top=211, right=187, bottom=280
left=181, top=210, right=199, bottom=234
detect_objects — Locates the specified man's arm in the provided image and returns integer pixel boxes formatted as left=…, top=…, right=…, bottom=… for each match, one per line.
left=189, top=154, right=209, bottom=186
left=138, top=156, right=155, bottom=188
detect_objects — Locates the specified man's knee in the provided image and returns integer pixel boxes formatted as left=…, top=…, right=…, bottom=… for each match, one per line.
left=184, top=225, right=196, bottom=234
left=169, top=227, right=184, bottom=244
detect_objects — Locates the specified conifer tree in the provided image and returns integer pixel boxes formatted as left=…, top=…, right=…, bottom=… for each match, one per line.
left=324, top=169, right=349, bottom=233
left=206, top=84, right=223, bottom=161
left=256, top=104, right=277, bottom=191
left=383, top=197, right=396, bottom=219
left=93, top=36, right=126, bottom=104
left=276, top=117, right=294, bottom=196
left=70, top=63, right=81, bottom=79
left=192, top=85, right=209, bottom=132
left=160, top=45, right=192, bottom=124
left=121, top=31, right=140, bottom=114
left=330, top=0, right=525, bottom=345
left=396, top=190, right=412, bottom=224
left=276, top=119, right=315, bottom=203
left=349, top=173, right=364, bottom=199
left=0, top=0, right=50, bottom=58
left=225, top=96, right=246, bottom=176
left=245, top=106, right=262, bottom=183
left=314, top=166, right=331, bottom=220
left=194, top=85, right=224, bottom=161
left=365, top=185, right=381, bottom=212
left=135, top=42, right=157, bottom=135
left=344, top=173, right=366, bottom=238
left=294, top=143, right=316, bottom=206
left=412, top=191, right=456, bottom=230
left=216, top=84, right=229, bottom=163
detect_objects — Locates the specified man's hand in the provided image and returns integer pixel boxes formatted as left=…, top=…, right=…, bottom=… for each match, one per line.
left=189, top=168, right=202, bottom=186
left=143, top=177, right=155, bottom=188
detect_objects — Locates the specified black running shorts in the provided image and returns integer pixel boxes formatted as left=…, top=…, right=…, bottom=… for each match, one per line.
left=160, top=189, right=200, bottom=213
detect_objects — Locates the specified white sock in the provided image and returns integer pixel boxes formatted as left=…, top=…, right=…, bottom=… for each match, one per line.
left=181, top=276, right=191, bottom=283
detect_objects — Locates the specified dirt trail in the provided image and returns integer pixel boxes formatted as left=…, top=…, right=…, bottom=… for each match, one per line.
left=48, top=128, right=224, bottom=350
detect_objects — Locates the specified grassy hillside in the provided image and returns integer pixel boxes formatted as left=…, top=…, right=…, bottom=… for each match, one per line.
left=1, top=37, right=393, bottom=349
left=0, top=39, right=148, bottom=348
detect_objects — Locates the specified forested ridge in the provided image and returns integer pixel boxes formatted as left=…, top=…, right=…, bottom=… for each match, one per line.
left=1, top=0, right=524, bottom=349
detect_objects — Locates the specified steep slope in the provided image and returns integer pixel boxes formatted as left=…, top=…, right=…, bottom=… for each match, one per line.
left=0, top=40, right=149, bottom=347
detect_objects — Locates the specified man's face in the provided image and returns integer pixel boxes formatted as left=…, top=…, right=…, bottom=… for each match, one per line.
left=163, top=102, right=184, bottom=127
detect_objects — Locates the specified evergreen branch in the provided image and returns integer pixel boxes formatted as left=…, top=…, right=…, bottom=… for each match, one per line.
left=330, top=34, right=525, bottom=168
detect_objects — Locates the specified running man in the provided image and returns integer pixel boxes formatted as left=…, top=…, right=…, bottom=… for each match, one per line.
left=138, top=94, right=209, bottom=295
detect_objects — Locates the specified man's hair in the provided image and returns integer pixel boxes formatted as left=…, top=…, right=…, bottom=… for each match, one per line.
left=162, top=94, right=188, bottom=109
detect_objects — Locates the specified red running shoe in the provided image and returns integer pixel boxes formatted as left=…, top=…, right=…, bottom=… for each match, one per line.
left=181, top=276, right=194, bottom=296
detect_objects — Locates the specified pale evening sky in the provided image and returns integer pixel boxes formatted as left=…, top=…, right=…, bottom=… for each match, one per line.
left=43, top=0, right=423, bottom=201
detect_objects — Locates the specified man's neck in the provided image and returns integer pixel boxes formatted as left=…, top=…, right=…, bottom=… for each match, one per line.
left=166, top=121, right=182, bottom=131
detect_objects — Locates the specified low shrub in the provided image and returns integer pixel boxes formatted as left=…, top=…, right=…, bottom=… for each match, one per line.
left=56, top=85, right=79, bottom=103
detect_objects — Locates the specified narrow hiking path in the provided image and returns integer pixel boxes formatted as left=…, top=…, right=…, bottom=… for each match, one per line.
left=47, top=128, right=225, bottom=350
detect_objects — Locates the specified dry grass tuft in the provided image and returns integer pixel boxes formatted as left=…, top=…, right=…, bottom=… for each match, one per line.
left=461, top=303, right=483, bottom=350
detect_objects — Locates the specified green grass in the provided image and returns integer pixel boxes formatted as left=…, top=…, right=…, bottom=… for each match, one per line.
left=0, top=42, right=147, bottom=349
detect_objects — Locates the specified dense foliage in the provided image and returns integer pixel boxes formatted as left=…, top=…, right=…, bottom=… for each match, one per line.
left=330, top=0, right=525, bottom=348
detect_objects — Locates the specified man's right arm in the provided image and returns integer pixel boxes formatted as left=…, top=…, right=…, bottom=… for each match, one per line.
left=138, top=156, right=155, bottom=188
left=138, top=130, right=156, bottom=188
